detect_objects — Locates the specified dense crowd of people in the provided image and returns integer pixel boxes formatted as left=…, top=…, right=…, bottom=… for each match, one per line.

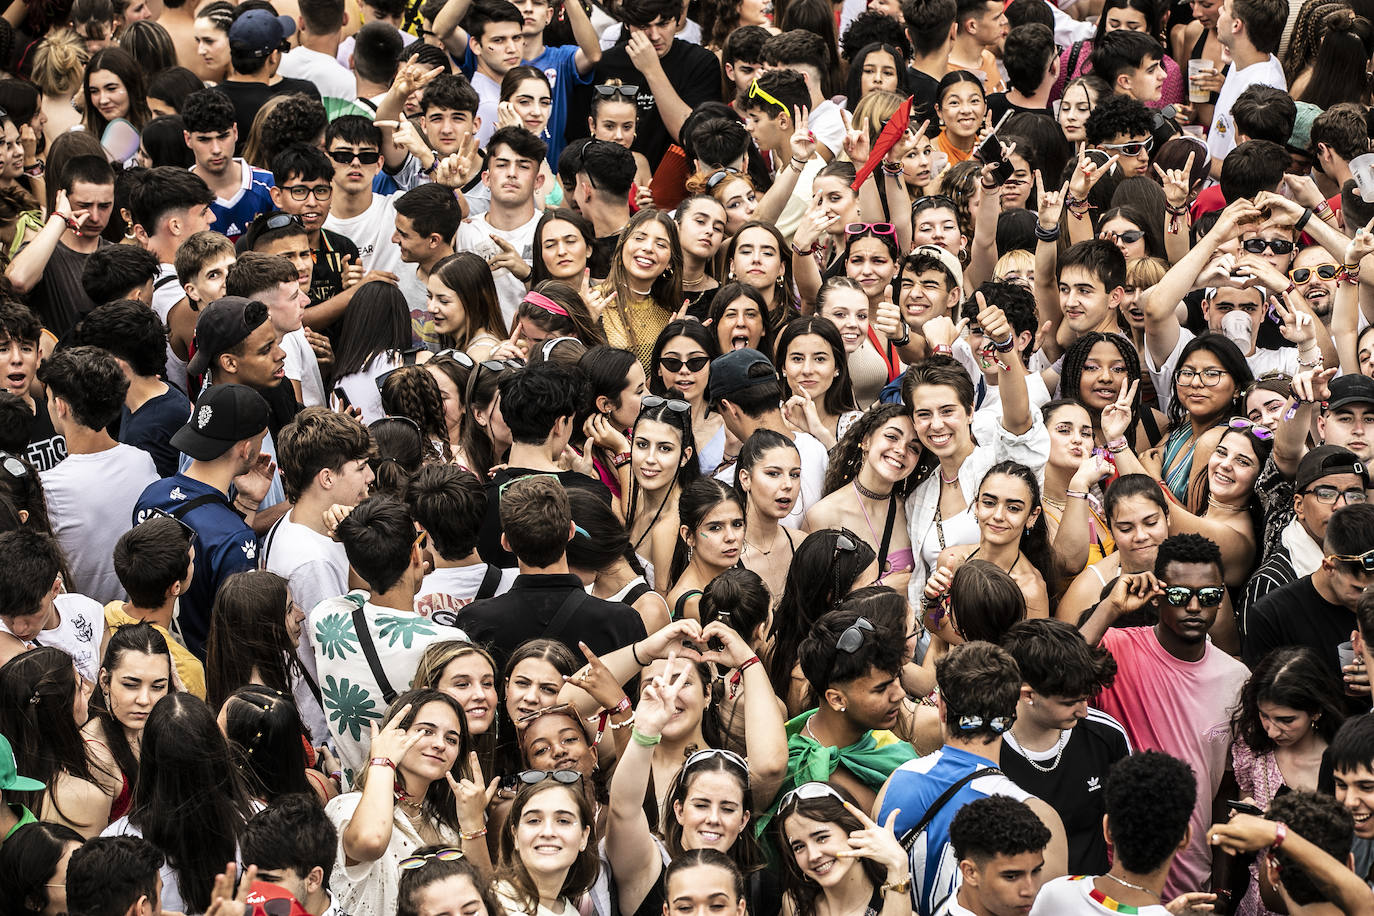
left=5, top=0, right=1374, bottom=912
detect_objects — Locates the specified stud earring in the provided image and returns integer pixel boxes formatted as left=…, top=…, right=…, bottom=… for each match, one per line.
left=1027, top=698, right=1034, bottom=706
left=838, top=704, right=847, bottom=712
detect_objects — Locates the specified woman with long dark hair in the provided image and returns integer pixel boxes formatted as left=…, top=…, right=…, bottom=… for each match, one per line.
left=0, top=648, right=106, bottom=837
left=667, top=477, right=746, bottom=621
left=494, top=771, right=601, bottom=915
left=775, top=316, right=862, bottom=450
left=332, top=281, right=421, bottom=425
left=82, top=47, right=151, bottom=136
left=707, top=281, right=771, bottom=355
left=455, top=359, right=518, bottom=479
left=219, top=684, right=330, bottom=805
left=933, top=71, right=986, bottom=166
left=623, top=393, right=699, bottom=592
left=814, top=274, right=899, bottom=409
left=0, top=821, right=85, bottom=916
left=1223, top=647, right=1346, bottom=915
left=674, top=194, right=727, bottom=313
left=766, top=528, right=879, bottom=715
left=1294, top=8, right=1373, bottom=106
left=566, top=487, right=672, bottom=631
left=425, top=352, right=474, bottom=459
left=100, top=693, right=258, bottom=915
left=1039, top=400, right=1115, bottom=589
left=1058, top=331, right=1164, bottom=451
left=734, top=429, right=801, bottom=602
left=1058, top=473, right=1173, bottom=623
left=574, top=345, right=646, bottom=499
left=381, top=365, right=454, bottom=464
left=81, top=622, right=175, bottom=826
left=531, top=208, right=595, bottom=287
left=649, top=319, right=724, bottom=473
left=845, top=44, right=911, bottom=111
left=727, top=220, right=799, bottom=330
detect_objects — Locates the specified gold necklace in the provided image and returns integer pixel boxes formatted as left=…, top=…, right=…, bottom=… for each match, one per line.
left=682, top=273, right=712, bottom=290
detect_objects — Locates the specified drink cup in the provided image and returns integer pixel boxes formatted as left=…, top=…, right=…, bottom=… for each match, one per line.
left=1188, top=59, right=1211, bottom=104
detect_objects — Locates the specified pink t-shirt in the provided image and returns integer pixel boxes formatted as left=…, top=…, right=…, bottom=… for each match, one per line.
left=1094, top=627, right=1248, bottom=899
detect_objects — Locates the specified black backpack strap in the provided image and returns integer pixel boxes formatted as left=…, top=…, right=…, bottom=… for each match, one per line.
left=161, top=494, right=223, bottom=519
left=878, top=495, right=899, bottom=574
left=259, top=514, right=288, bottom=570
left=622, top=581, right=653, bottom=606
left=1065, top=40, right=1085, bottom=80
left=898, top=767, right=1003, bottom=852
left=543, top=589, right=588, bottom=642
left=153, top=273, right=181, bottom=291
left=474, top=563, right=503, bottom=600
left=347, top=594, right=398, bottom=705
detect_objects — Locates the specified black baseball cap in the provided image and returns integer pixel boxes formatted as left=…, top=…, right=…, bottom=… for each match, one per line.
left=1295, top=445, right=1370, bottom=492
left=172, top=384, right=270, bottom=461
left=187, top=296, right=270, bottom=378
left=1327, top=374, right=1374, bottom=413
left=707, top=348, right=776, bottom=403
left=228, top=9, right=296, bottom=58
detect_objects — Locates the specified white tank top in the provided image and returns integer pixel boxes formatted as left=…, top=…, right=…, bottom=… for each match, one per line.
left=0, top=593, right=103, bottom=682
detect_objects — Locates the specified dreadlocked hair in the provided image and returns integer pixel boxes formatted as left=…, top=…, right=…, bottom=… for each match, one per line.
left=1058, top=332, right=1144, bottom=442
left=380, top=365, right=453, bottom=463
left=822, top=403, right=919, bottom=497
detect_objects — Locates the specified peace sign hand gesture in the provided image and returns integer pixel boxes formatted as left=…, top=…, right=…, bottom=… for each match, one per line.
left=835, top=802, right=910, bottom=879
left=788, top=106, right=816, bottom=165
left=1101, top=379, right=1138, bottom=444
left=635, top=651, right=691, bottom=737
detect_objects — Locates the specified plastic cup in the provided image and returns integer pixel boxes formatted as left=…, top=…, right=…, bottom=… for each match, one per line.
left=1339, top=640, right=1357, bottom=670
left=1188, top=60, right=1211, bottom=104
left=1351, top=153, right=1374, bottom=202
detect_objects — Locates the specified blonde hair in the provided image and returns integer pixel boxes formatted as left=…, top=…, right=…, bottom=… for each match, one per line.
left=994, top=248, right=1034, bottom=281
left=31, top=29, right=89, bottom=97
left=1126, top=255, right=1167, bottom=289
left=411, top=640, right=498, bottom=693
left=850, top=89, right=903, bottom=142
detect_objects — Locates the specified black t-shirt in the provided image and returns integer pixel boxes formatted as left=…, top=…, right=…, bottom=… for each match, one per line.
left=477, top=467, right=614, bottom=567
left=25, top=238, right=108, bottom=339
left=1245, top=576, right=1355, bottom=677
left=999, top=710, right=1131, bottom=874
left=25, top=399, right=66, bottom=471
left=907, top=68, right=940, bottom=126
left=120, top=385, right=192, bottom=478
left=985, top=93, right=1052, bottom=125
left=591, top=233, right=618, bottom=279
left=594, top=40, right=723, bottom=165
left=310, top=228, right=360, bottom=306
left=216, top=78, right=323, bottom=142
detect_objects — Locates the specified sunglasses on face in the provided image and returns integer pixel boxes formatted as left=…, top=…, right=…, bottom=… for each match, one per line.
left=1228, top=417, right=1274, bottom=440
left=835, top=616, right=874, bottom=653
left=1099, top=138, right=1153, bottom=157
left=328, top=148, right=382, bottom=165
left=433, top=348, right=476, bottom=368
left=659, top=355, right=710, bottom=373
left=1104, top=229, right=1145, bottom=244
left=1328, top=548, right=1374, bottom=573
left=1289, top=264, right=1340, bottom=283
left=1305, top=484, right=1369, bottom=505
left=594, top=83, right=639, bottom=100
left=1241, top=238, right=1294, bottom=255
left=282, top=184, right=333, bottom=202
left=1162, top=585, right=1226, bottom=607
left=398, top=848, right=463, bottom=870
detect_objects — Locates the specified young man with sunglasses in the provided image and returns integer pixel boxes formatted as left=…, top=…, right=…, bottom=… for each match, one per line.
left=323, top=117, right=413, bottom=299
left=1081, top=533, right=1251, bottom=898
left=181, top=87, right=276, bottom=242
left=1082, top=95, right=1155, bottom=179
left=1247, top=504, right=1374, bottom=689
left=877, top=641, right=1067, bottom=915
left=1245, top=446, right=1370, bottom=624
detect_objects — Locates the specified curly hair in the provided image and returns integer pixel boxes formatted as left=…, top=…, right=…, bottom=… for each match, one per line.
left=1105, top=751, right=1196, bottom=873
left=381, top=365, right=452, bottom=463
left=1058, top=331, right=1144, bottom=439
left=252, top=94, right=328, bottom=171
left=1267, top=792, right=1355, bottom=905
left=936, top=641, right=1023, bottom=743
left=822, top=403, right=915, bottom=496
left=948, top=794, right=1053, bottom=863
left=1153, top=532, right=1223, bottom=579
left=1085, top=93, right=1155, bottom=147
left=1229, top=646, right=1346, bottom=754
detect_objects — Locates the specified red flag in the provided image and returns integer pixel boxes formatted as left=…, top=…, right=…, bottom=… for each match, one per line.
left=850, top=95, right=913, bottom=192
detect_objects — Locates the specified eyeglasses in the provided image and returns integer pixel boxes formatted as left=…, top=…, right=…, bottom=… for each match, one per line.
left=778, top=781, right=845, bottom=810
left=1288, top=264, right=1339, bottom=284
left=1176, top=366, right=1229, bottom=387
left=836, top=616, right=874, bottom=654
left=659, top=355, right=710, bottom=373
left=1305, top=484, right=1368, bottom=505
left=747, top=79, right=789, bottom=115
left=1241, top=238, right=1294, bottom=255
left=0, top=451, right=30, bottom=479
left=846, top=222, right=896, bottom=238
left=138, top=507, right=199, bottom=551
left=640, top=394, right=691, bottom=414
left=433, top=348, right=476, bottom=368
left=1328, top=547, right=1374, bottom=573
left=1099, top=137, right=1153, bottom=157
left=705, top=168, right=740, bottom=190
left=1227, top=417, right=1274, bottom=440
left=514, top=768, right=582, bottom=786
left=684, top=747, right=749, bottom=777
left=328, top=148, right=382, bottom=165
left=282, top=184, right=333, bottom=202
left=398, top=847, right=463, bottom=870
left=1103, top=229, right=1145, bottom=244
left=1162, top=585, right=1226, bottom=607
left=594, top=83, right=639, bottom=100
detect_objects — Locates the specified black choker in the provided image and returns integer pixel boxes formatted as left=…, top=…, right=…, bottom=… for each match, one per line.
left=853, top=478, right=892, bottom=500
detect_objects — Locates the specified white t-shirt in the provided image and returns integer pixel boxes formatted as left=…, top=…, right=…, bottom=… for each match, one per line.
left=1031, top=875, right=1172, bottom=915
left=42, top=444, right=158, bottom=604
left=1207, top=55, right=1286, bottom=163
left=808, top=99, right=846, bottom=159
left=334, top=351, right=402, bottom=425
left=415, top=563, right=517, bottom=622
left=324, top=193, right=405, bottom=276
left=280, top=46, right=357, bottom=100
left=152, top=264, right=189, bottom=392
left=0, top=592, right=103, bottom=683
left=473, top=71, right=500, bottom=146
left=281, top=327, right=326, bottom=407
left=713, top=428, right=828, bottom=528
left=455, top=212, right=541, bottom=326
left=326, top=792, right=461, bottom=916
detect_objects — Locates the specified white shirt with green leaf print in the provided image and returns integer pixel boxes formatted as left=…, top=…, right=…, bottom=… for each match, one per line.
left=309, top=591, right=468, bottom=786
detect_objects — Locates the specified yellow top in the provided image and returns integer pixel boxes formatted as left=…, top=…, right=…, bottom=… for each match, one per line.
left=103, top=602, right=207, bottom=700
left=601, top=292, right=672, bottom=368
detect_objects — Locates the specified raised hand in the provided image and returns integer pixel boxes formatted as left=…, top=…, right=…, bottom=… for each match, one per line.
left=872, top=298, right=905, bottom=341
left=1067, top=151, right=1119, bottom=201
left=1038, top=178, right=1070, bottom=231
left=697, top=621, right=755, bottom=670
left=793, top=199, right=840, bottom=251
left=788, top=106, right=816, bottom=165
left=584, top=413, right=630, bottom=454
left=376, top=118, right=427, bottom=159
left=635, top=651, right=691, bottom=736
left=840, top=108, right=870, bottom=165
left=923, top=563, right=954, bottom=604
left=562, top=437, right=597, bottom=479
left=625, top=30, right=661, bottom=73
left=638, top=618, right=705, bottom=663
left=204, top=862, right=258, bottom=916
left=920, top=314, right=968, bottom=351
left=1153, top=150, right=1196, bottom=209
left=389, top=56, right=445, bottom=100
left=447, top=750, right=499, bottom=827
left=367, top=703, right=423, bottom=765
left=1271, top=292, right=1316, bottom=346
left=1101, top=379, right=1138, bottom=444
left=1105, top=571, right=1164, bottom=618
left=835, top=803, right=910, bottom=880
left=974, top=293, right=1014, bottom=352
left=1345, top=217, right=1374, bottom=267
left=565, top=641, right=630, bottom=712
left=496, top=100, right=522, bottom=131
left=487, top=235, right=528, bottom=278
left=341, top=255, right=364, bottom=289
left=232, top=453, right=275, bottom=506
left=1070, top=451, right=1113, bottom=493
left=582, top=282, right=617, bottom=321
left=782, top=391, right=822, bottom=437
left=1291, top=365, right=1337, bottom=405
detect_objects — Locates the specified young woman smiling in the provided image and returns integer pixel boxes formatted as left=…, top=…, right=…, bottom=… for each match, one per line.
left=805, top=405, right=920, bottom=594
left=82, top=622, right=175, bottom=825
left=625, top=395, right=700, bottom=593
left=82, top=48, right=150, bottom=137
left=598, top=209, right=684, bottom=368
left=425, top=253, right=509, bottom=361
left=735, top=429, right=801, bottom=601
left=933, top=71, right=986, bottom=166
left=1154, top=334, right=1252, bottom=509
left=650, top=320, right=726, bottom=473
left=1058, top=332, right=1164, bottom=452
left=927, top=461, right=1053, bottom=626
left=675, top=194, right=727, bottom=315
left=667, top=478, right=748, bottom=621
left=775, top=783, right=912, bottom=916
left=1058, top=474, right=1172, bottom=623
left=812, top=277, right=894, bottom=409
left=689, top=168, right=760, bottom=239
left=775, top=316, right=862, bottom=450
left=411, top=640, right=501, bottom=750
left=493, top=774, right=600, bottom=916
left=328, top=690, right=492, bottom=916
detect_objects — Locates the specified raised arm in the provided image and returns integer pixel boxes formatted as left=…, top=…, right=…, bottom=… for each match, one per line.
left=556, top=619, right=704, bottom=716
left=1336, top=221, right=1374, bottom=374
left=792, top=200, right=836, bottom=311
left=1049, top=453, right=1114, bottom=578
left=341, top=706, right=422, bottom=865
left=624, top=31, right=694, bottom=144
left=1063, top=152, right=1118, bottom=246
left=700, top=621, right=787, bottom=808
left=1277, top=367, right=1338, bottom=478
left=373, top=60, right=445, bottom=171
left=564, top=0, right=601, bottom=73
left=963, top=148, right=1013, bottom=292
left=1210, top=814, right=1374, bottom=916
left=757, top=107, right=817, bottom=224
left=431, top=0, right=474, bottom=57
left=1078, top=572, right=1162, bottom=645
left=5, top=193, right=79, bottom=294
left=1154, top=151, right=1195, bottom=267
left=1033, top=175, right=1067, bottom=363
left=976, top=296, right=1032, bottom=435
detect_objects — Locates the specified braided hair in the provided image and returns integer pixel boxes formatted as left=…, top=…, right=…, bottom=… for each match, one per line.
left=1058, top=332, right=1144, bottom=443
left=381, top=365, right=452, bottom=463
